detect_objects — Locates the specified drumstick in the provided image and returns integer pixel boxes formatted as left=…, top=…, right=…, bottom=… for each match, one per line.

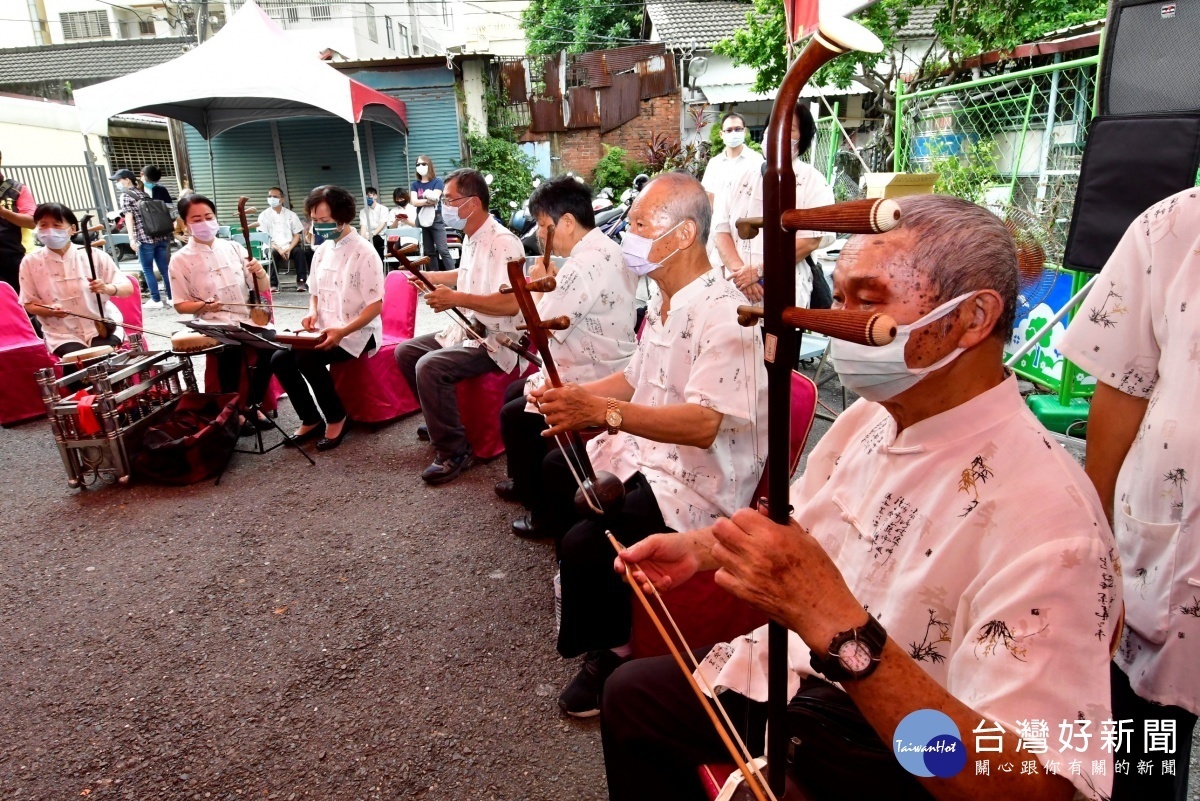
left=29, top=303, right=177, bottom=339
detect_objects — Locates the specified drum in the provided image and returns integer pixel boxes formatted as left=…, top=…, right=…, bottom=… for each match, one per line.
left=59, top=345, right=114, bottom=364
left=171, top=331, right=221, bottom=353
left=275, top=331, right=324, bottom=349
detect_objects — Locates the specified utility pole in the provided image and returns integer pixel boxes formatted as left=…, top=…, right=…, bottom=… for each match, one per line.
left=197, top=0, right=209, bottom=44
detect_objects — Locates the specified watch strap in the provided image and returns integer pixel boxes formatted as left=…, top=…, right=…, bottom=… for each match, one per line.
left=809, top=614, right=887, bottom=683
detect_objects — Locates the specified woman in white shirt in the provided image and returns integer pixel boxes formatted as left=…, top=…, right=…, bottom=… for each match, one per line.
left=168, top=194, right=270, bottom=410
left=248, top=185, right=384, bottom=452
left=19, top=202, right=133, bottom=373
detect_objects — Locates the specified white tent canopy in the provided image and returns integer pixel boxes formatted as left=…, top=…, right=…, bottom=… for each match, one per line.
left=72, top=0, right=407, bottom=139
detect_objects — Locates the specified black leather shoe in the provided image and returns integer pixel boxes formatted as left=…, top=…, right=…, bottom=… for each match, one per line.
left=416, top=423, right=430, bottom=441
left=288, top=422, right=325, bottom=445
left=494, top=479, right=519, bottom=503
left=511, top=514, right=550, bottom=539
left=316, top=419, right=350, bottom=451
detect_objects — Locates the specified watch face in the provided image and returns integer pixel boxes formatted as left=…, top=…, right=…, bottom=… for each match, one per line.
left=837, top=640, right=874, bottom=673
left=606, top=409, right=621, bottom=427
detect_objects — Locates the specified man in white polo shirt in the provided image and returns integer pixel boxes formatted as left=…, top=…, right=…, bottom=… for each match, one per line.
left=701, top=112, right=763, bottom=270
left=256, top=186, right=308, bottom=292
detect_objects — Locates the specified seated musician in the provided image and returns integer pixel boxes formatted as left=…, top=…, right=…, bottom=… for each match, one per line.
left=20, top=202, right=132, bottom=373
left=602, top=195, right=1120, bottom=801
left=712, top=100, right=833, bottom=306
left=168, top=194, right=272, bottom=433
left=497, top=175, right=638, bottom=537
left=393, top=168, right=525, bottom=484
left=530, top=172, right=767, bottom=718
left=247, top=185, right=384, bottom=452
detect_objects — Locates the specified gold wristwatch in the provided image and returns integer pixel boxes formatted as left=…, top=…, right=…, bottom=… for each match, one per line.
left=605, top=398, right=623, bottom=435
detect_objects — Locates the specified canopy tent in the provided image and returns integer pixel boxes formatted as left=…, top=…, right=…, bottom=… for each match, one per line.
left=72, top=0, right=407, bottom=202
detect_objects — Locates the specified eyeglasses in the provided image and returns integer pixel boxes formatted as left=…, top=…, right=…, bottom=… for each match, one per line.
left=443, top=194, right=472, bottom=206
left=723, top=126, right=746, bottom=133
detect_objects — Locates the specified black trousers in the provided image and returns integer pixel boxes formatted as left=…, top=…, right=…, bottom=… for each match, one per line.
left=54, top=334, right=123, bottom=376
left=270, top=247, right=309, bottom=286
left=248, top=337, right=372, bottom=426
left=214, top=346, right=245, bottom=397
left=543, top=450, right=670, bottom=658
left=500, top=378, right=550, bottom=508
left=370, top=234, right=386, bottom=261
left=1110, top=661, right=1196, bottom=800
left=0, top=251, right=21, bottom=293
left=601, top=652, right=937, bottom=801
left=421, top=217, right=455, bottom=272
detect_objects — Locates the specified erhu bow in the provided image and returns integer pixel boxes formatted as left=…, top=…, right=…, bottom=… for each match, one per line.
left=388, top=241, right=497, bottom=354
left=499, top=223, right=625, bottom=517
left=236, top=196, right=272, bottom=326
left=78, top=214, right=115, bottom=340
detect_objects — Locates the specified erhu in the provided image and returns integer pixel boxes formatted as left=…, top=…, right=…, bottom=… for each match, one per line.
left=78, top=214, right=115, bottom=340
left=236, top=196, right=272, bottom=326
left=612, top=17, right=897, bottom=801
left=499, top=224, right=625, bottom=517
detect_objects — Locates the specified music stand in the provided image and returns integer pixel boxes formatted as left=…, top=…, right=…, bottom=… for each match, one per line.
left=184, top=322, right=316, bottom=467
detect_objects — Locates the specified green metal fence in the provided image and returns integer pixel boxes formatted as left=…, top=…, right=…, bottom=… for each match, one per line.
left=800, top=104, right=840, bottom=183
left=894, top=55, right=1100, bottom=236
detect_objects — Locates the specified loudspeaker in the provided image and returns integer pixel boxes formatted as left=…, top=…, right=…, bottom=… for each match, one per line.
left=1101, top=0, right=1200, bottom=115
left=1063, top=0, right=1200, bottom=273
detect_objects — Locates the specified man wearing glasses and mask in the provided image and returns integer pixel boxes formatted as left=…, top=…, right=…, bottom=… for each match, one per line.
left=393, top=168, right=525, bottom=485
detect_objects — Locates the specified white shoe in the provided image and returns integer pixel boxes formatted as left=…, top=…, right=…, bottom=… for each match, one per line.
left=145, top=299, right=163, bottom=310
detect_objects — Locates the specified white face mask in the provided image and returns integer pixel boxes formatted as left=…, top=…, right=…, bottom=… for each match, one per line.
left=830, top=292, right=976, bottom=402
left=721, top=130, right=746, bottom=149
left=440, top=197, right=471, bottom=230
left=620, top=221, right=683, bottom=276
left=416, top=164, right=429, bottom=177
left=267, top=197, right=281, bottom=208
left=37, top=226, right=72, bottom=250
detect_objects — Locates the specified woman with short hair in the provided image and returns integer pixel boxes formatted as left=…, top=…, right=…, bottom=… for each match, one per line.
left=19, top=202, right=132, bottom=372
left=410, top=155, right=456, bottom=271
left=248, top=184, right=384, bottom=451
left=168, top=194, right=270, bottom=414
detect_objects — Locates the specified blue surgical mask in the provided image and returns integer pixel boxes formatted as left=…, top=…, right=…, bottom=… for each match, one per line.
left=441, top=198, right=471, bottom=230
left=312, top=222, right=344, bottom=241
left=37, top=227, right=72, bottom=250
left=144, top=181, right=157, bottom=190
left=367, top=197, right=376, bottom=206
left=620, top=221, right=682, bottom=276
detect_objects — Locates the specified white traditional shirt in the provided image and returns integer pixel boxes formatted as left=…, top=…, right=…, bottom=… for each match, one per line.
left=257, top=207, right=303, bottom=250
left=19, top=245, right=124, bottom=352
left=1058, top=188, right=1200, bottom=715
left=702, top=146, right=764, bottom=268
left=526, top=227, right=638, bottom=389
left=360, top=202, right=392, bottom=236
left=435, top=215, right=525, bottom=374
left=168, top=237, right=256, bottom=326
left=701, top=146, right=765, bottom=199
left=586, top=270, right=768, bottom=533
left=712, top=158, right=834, bottom=308
left=702, top=376, right=1119, bottom=800
left=310, top=229, right=384, bottom=358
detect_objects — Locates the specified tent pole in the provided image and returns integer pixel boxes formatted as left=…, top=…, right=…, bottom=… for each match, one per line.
left=207, top=137, right=215, bottom=197
left=352, top=123, right=368, bottom=206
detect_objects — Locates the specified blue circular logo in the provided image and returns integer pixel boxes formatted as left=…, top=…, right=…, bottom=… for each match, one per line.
left=892, top=709, right=967, bottom=778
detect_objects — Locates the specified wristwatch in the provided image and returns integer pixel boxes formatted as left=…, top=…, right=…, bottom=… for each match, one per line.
left=605, top=398, right=623, bottom=435
left=809, top=615, right=887, bottom=682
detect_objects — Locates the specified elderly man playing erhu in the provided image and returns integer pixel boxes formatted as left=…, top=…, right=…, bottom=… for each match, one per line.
left=602, top=195, right=1121, bottom=801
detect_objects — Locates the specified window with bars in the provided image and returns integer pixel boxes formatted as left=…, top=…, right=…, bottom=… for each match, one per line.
left=365, top=3, right=378, bottom=42
left=139, top=18, right=155, bottom=35
left=61, top=10, right=111, bottom=40
left=106, top=137, right=175, bottom=179
left=310, top=4, right=331, bottom=20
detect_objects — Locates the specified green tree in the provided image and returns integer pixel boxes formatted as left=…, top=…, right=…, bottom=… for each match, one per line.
left=715, top=0, right=1106, bottom=164
left=459, top=132, right=537, bottom=217
left=521, top=0, right=643, bottom=56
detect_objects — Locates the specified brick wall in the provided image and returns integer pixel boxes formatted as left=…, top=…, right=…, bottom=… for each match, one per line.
left=555, top=93, right=681, bottom=181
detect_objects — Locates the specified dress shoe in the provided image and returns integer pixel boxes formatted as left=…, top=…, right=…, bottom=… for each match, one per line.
left=317, top=418, right=350, bottom=451
left=511, top=514, right=550, bottom=539
left=288, top=422, right=325, bottom=445
left=416, top=423, right=430, bottom=441
left=494, top=479, right=520, bottom=503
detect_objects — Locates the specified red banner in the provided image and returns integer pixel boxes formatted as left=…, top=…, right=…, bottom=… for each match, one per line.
left=785, top=0, right=820, bottom=42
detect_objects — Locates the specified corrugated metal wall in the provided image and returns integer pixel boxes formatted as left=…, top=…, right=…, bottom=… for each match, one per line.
left=184, top=122, right=280, bottom=217
left=378, top=87, right=460, bottom=191
left=183, top=80, right=460, bottom=216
